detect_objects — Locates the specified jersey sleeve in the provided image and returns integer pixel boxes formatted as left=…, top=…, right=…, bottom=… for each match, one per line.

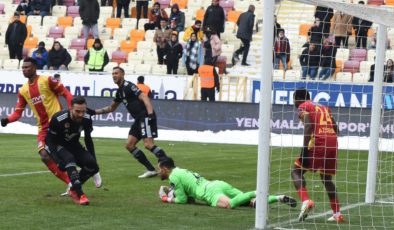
left=45, top=116, right=61, bottom=152
left=83, top=118, right=96, bottom=159
left=130, top=83, right=142, bottom=97
left=48, top=76, right=73, bottom=108
left=8, top=92, right=27, bottom=122
left=114, top=90, right=122, bottom=103
left=297, top=102, right=310, bottom=121
left=170, top=177, right=188, bottom=204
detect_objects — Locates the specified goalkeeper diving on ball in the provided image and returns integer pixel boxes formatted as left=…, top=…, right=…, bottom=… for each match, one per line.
left=157, top=157, right=297, bottom=209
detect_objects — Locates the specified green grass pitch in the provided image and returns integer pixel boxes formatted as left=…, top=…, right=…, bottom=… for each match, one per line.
left=0, top=134, right=393, bottom=230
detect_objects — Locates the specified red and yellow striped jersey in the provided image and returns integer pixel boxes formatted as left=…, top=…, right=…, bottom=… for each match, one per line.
left=8, top=75, right=73, bottom=133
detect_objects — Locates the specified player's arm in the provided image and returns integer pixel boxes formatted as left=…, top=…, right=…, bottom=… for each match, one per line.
left=48, top=76, right=73, bottom=108
left=331, top=116, right=339, bottom=135
left=138, top=93, right=154, bottom=115
left=1, top=93, right=27, bottom=127
left=95, top=101, right=121, bottom=115
left=45, top=118, right=61, bottom=153
left=84, top=120, right=96, bottom=160
left=300, top=112, right=312, bottom=148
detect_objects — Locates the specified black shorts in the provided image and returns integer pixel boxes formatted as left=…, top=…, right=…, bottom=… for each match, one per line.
left=46, top=144, right=98, bottom=171
left=129, top=115, right=158, bottom=140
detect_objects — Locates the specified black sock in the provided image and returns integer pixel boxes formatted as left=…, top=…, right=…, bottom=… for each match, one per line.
left=79, top=164, right=99, bottom=184
left=65, top=164, right=83, bottom=197
left=130, top=148, right=155, bottom=171
left=149, top=145, right=167, bottom=162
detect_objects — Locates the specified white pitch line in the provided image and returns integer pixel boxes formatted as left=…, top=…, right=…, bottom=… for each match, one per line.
left=0, top=170, right=49, bottom=177
left=268, top=197, right=393, bottom=229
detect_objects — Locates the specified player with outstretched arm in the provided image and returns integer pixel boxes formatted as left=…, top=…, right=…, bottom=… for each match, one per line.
left=292, top=88, right=343, bottom=222
left=92, top=67, right=168, bottom=178
left=158, top=157, right=297, bottom=209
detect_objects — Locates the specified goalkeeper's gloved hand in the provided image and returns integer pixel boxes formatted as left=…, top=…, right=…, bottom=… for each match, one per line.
left=86, top=107, right=96, bottom=116
left=1, top=118, right=9, bottom=127
left=147, top=113, right=156, bottom=124
left=300, top=146, right=309, bottom=168
left=159, top=185, right=173, bottom=203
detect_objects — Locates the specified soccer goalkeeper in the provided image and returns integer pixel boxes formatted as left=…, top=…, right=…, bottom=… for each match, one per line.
left=157, top=157, right=297, bottom=209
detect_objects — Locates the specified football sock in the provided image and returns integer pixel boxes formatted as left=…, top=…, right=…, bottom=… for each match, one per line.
left=149, top=145, right=167, bottom=161
left=297, top=187, right=310, bottom=202
left=229, top=191, right=256, bottom=208
left=130, top=148, right=155, bottom=171
left=268, top=195, right=279, bottom=204
left=65, top=163, right=83, bottom=197
left=330, top=198, right=340, bottom=214
left=79, top=166, right=98, bottom=184
left=46, top=159, right=71, bottom=184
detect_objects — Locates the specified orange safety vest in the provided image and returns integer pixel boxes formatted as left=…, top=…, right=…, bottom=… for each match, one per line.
left=137, top=83, right=151, bottom=96
left=198, top=65, right=215, bottom=88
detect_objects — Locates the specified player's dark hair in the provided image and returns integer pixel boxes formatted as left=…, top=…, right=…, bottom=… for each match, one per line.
left=159, top=157, right=175, bottom=169
left=71, top=96, right=86, bottom=105
left=294, top=88, right=310, bottom=101
left=23, top=57, right=38, bottom=66
left=113, top=66, right=125, bottom=74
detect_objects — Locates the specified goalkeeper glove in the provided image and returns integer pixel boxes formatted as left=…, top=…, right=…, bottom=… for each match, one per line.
left=147, top=113, right=156, bottom=125
left=159, top=185, right=173, bottom=203
left=1, top=118, right=9, bottom=127
left=300, top=146, right=309, bottom=168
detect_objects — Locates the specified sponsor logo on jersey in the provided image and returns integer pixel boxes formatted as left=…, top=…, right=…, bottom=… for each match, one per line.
left=30, top=95, right=45, bottom=105
left=65, top=122, right=70, bottom=128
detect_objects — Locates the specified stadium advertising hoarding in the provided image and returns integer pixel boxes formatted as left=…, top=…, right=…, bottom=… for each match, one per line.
left=1, top=93, right=394, bottom=138
left=251, top=80, right=394, bottom=109
left=0, top=70, right=189, bottom=100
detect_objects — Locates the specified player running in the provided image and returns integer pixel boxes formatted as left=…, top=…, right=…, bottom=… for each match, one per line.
left=157, top=157, right=297, bottom=209
left=0, top=58, right=72, bottom=193
left=45, top=96, right=100, bottom=205
left=292, top=88, right=343, bottom=222
left=92, top=67, right=168, bottom=178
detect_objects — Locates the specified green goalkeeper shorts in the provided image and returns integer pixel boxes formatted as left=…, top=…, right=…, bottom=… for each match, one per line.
left=202, top=180, right=242, bottom=207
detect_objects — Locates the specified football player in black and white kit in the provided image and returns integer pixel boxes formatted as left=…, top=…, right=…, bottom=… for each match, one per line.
left=45, top=96, right=100, bottom=205
left=93, top=67, right=168, bottom=178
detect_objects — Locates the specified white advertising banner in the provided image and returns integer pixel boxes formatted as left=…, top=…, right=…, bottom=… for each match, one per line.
left=0, top=70, right=190, bottom=100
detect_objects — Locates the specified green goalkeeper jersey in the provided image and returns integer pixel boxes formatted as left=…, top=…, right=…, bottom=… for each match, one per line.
left=169, top=167, right=210, bottom=204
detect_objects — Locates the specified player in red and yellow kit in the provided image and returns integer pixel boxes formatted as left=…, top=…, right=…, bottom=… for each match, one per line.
left=1, top=58, right=72, bottom=191
left=292, top=88, right=343, bottom=223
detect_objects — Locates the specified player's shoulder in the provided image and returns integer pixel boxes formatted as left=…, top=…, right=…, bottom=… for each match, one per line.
left=53, top=110, right=70, bottom=122
left=83, top=113, right=93, bottom=122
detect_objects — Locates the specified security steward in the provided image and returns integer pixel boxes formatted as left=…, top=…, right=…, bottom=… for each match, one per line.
left=136, top=75, right=153, bottom=98
left=198, top=62, right=220, bottom=101
left=84, top=38, right=109, bottom=72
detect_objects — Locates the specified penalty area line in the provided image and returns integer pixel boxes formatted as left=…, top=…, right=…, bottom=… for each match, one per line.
left=0, top=170, right=49, bottom=177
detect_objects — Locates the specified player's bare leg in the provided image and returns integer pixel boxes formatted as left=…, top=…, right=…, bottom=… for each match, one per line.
left=126, top=135, right=157, bottom=178
left=320, top=174, right=344, bottom=222
left=292, top=166, right=314, bottom=221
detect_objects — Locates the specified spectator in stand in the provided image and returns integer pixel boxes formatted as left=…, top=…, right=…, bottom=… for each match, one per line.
left=203, top=0, right=225, bottom=37
left=84, top=38, right=109, bottom=72
left=319, top=38, right=337, bottom=80
left=79, top=0, right=100, bottom=40
left=368, top=32, right=391, bottom=49
left=28, top=0, right=50, bottom=16
left=116, top=0, right=130, bottom=18
left=136, top=76, right=153, bottom=98
left=16, top=0, right=31, bottom=15
left=101, top=0, right=113, bottom=6
left=183, top=20, right=204, bottom=42
left=5, top=12, right=27, bottom=60
left=153, top=19, right=172, bottom=65
left=308, top=18, right=324, bottom=44
left=232, top=5, right=255, bottom=66
left=51, top=0, right=63, bottom=6
left=46, top=41, right=72, bottom=70
left=136, top=0, right=149, bottom=26
left=32, top=41, right=48, bottom=70
left=182, top=32, right=204, bottom=75
left=330, top=11, right=352, bottom=48
left=299, top=43, right=321, bottom=80
left=164, top=32, right=183, bottom=74
left=352, top=1, right=372, bottom=49
left=274, top=15, right=281, bottom=40
left=384, top=59, right=394, bottom=83
left=273, top=29, right=290, bottom=71
left=203, top=26, right=221, bottom=66
left=168, top=4, right=185, bottom=33
left=144, top=2, right=168, bottom=31
left=314, top=6, right=333, bottom=38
